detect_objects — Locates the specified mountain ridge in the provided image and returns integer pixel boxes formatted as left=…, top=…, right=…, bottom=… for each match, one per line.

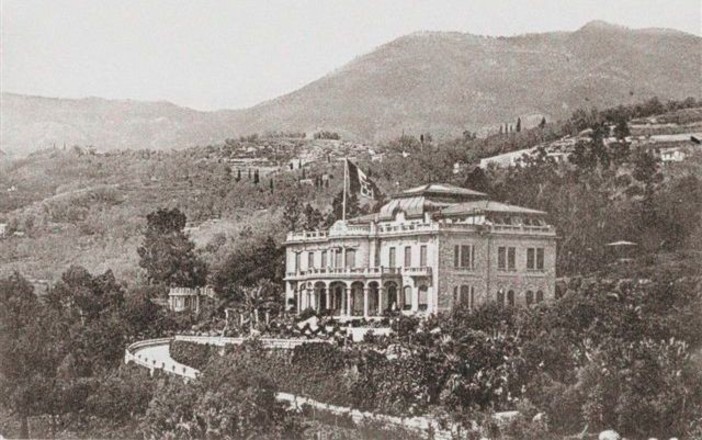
left=2, top=20, right=701, bottom=155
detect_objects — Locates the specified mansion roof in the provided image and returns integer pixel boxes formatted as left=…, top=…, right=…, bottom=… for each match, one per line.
left=395, top=183, right=487, bottom=199
left=440, top=200, right=546, bottom=216
left=349, top=183, right=545, bottom=224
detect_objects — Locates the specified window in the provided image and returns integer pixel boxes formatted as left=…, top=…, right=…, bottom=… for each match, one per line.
left=497, top=289, right=505, bottom=306
left=536, top=290, right=544, bottom=303
left=308, top=251, right=315, bottom=269
left=321, top=250, right=327, bottom=268
left=345, top=249, right=356, bottom=268
left=507, top=290, right=515, bottom=307
left=460, top=285, right=470, bottom=306
left=420, top=245, right=427, bottom=267
left=527, top=248, right=544, bottom=270
left=335, top=249, right=343, bottom=268
left=389, top=247, right=396, bottom=268
left=536, top=248, right=544, bottom=270
left=404, top=246, right=412, bottom=267
left=460, top=245, right=471, bottom=268
left=403, top=286, right=412, bottom=310
left=295, top=252, right=301, bottom=271
left=498, top=247, right=506, bottom=270
left=526, top=290, right=534, bottom=306
left=418, top=285, right=428, bottom=311
left=455, top=244, right=474, bottom=268
left=507, top=247, right=516, bottom=271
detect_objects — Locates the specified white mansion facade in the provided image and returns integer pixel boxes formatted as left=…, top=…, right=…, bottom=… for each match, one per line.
left=284, top=184, right=557, bottom=318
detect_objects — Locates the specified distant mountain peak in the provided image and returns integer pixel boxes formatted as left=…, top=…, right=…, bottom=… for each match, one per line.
left=578, top=20, right=630, bottom=32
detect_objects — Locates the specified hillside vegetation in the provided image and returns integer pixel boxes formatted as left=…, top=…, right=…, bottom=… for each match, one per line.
left=2, top=99, right=701, bottom=285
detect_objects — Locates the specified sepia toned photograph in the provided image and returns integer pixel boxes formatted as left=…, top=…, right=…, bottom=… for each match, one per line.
left=1, top=1, right=701, bottom=439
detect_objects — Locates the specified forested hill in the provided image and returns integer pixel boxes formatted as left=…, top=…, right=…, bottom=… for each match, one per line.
left=2, top=21, right=701, bottom=155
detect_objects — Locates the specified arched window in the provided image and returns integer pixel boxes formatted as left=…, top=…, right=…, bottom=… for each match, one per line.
left=507, top=290, right=515, bottom=307
left=526, top=290, right=534, bottom=306
left=497, top=289, right=505, bottom=306
left=386, top=283, right=398, bottom=311
left=536, top=290, right=544, bottom=303
left=403, top=286, right=412, bottom=310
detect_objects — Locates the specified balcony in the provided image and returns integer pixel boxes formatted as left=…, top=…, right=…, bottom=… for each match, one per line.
left=284, top=266, right=431, bottom=281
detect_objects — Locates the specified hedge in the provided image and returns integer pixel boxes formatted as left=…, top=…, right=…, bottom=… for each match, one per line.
left=169, top=340, right=216, bottom=370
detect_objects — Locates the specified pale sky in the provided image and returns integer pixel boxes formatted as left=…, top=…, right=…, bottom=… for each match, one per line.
left=2, top=0, right=700, bottom=111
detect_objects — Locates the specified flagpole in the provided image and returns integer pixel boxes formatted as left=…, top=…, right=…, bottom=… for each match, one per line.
left=342, top=158, right=347, bottom=221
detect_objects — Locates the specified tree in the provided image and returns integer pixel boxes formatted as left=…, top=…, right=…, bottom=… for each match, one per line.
left=464, top=167, right=490, bottom=194
left=269, top=178, right=274, bottom=194
left=253, top=169, right=260, bottom=185
left=613, top=117, right=630, bottom=140
left=330, top=189, right=363, bottom=222
left=212, top=236, right=284, bottom=292
left=137, top=208, right=207, bottom=287
left=539, top=117, right=547, bottom=129
left=516, top=117, right=522, bottom=132
left=282, top=197, right=302, bottom=232
left=235, top=169, right=241, bottom=182
left=303, top=204, right=325, bottom=230
left=0, top=273, right=78, bottom=439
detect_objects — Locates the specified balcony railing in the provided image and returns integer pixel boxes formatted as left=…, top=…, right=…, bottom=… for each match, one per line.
left=286, top=222, right=554, bottom=242
left=285, top=266, right=431, bottom=280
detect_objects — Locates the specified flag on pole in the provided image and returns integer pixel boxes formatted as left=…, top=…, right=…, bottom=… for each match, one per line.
left=346, top=159, right=375, bottom=200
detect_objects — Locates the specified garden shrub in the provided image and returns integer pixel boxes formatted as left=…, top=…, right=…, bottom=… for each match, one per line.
left=169, top=340, right=216, bottom=370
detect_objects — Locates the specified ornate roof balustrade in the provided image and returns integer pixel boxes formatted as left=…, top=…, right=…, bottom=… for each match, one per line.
left=286, top=221, right=554, bottom=243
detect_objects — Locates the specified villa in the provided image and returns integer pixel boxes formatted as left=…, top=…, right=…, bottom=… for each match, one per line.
left=284, top=183, right=557, bottom=318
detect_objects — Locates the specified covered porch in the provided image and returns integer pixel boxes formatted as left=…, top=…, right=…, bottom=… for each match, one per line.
left=291, top=278, right=431, bottom=318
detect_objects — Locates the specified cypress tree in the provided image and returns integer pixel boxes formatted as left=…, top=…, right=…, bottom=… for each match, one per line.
left=253, top=169, right=259, bottom=185
left=516, top=117, right=522, bottom=132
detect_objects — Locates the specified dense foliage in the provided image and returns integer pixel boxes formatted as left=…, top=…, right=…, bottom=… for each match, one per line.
left=169, top=340, right=217, bottom=371
left=206, top=268, right=702, bottom=439
left=137, top=208, right=208, bottom=287
left=141, top=345, right=305, bottom=440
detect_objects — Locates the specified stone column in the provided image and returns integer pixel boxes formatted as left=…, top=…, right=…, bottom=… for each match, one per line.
left=296, top=288, right=301, bottom=314
left=363, top=288, right=369, bottom=317
left=346, top=287, right=352, bottom=317
left=427, top=286, right=434, bottom=314
left=326, top=288, right=331, bottom=312
left=413, top=286, right=419, bottom=312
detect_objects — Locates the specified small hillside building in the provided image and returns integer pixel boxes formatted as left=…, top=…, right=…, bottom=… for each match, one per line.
left=168, top=286, right=215, bottom=313
left=284, top=183, right=557, bottom=318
